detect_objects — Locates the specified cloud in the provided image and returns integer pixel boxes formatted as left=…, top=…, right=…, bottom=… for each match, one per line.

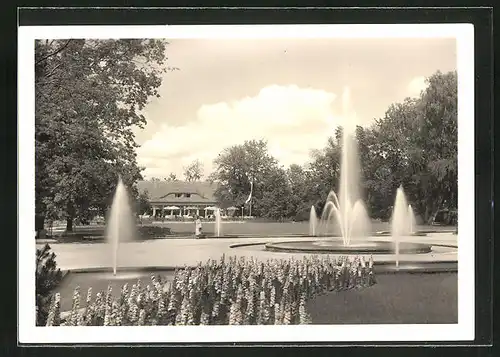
left=136, top=84, right=344, bottom=179
left=407, top=76, right=428, bottom=97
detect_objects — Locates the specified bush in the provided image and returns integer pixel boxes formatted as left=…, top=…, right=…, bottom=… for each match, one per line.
left=46, top=255, right=376, bottom=326
left=36, top=244, right=63, bottom=326
left=137, top=225, right=172, bottom=239
left=294, top=207, right=312, bottom=222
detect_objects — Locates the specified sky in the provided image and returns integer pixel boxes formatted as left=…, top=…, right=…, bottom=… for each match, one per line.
left=134, top=37, right=457, bottom=180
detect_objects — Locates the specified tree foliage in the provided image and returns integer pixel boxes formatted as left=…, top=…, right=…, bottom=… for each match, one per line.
left=209, top=140, right=279, bottom=213
left=209, top=70, right=457, bottom=222
left=36, top=244, right=62, bottom=326
left=35, top=39, right=172, bottom=231
left=183, top=159, right=204, bottom=182
left=136, top=189, right=152, bottom=215
left=364, top=71, right=458, bottom=221
left=166, top=173, right=178, bottom=181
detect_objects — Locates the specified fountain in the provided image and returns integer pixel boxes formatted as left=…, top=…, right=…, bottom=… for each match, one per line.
left=313, top=87, right=371, bottom=244
left=391, top=186, right=408, bottom=268
left=391, top=186, right=422, bottom=267
left=214, top=208, right=222, bottom=237
left=408, top=204, right=416, bottom=234
left=264, top=87, right=431, bottom=256
left=309, top=206, right=318, bottom=236
left=105, top=177, right=136, bottom=276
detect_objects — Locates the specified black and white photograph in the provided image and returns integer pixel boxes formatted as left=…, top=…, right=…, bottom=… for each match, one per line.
left=18, top=22, right=475, bottom=344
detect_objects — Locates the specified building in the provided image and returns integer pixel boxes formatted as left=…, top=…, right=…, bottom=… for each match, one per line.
left=137, top=180, right=219, bottom=218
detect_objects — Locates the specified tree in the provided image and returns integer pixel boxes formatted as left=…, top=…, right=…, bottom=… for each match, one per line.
left=165, top=173, right=178, bottom=181
left=410, top=70, right=458, bottom=221
left=136, top=189, right=152, bottom=216
left=183, top=160, right=204, bottom=182
left=35, top=39, right=173, bottom=231
left=285, top=164, right=320, bottom=220
left=366, top=70, right=457, bottom=221
left=255, top=166, right=292, bottom=220
left=302, top=70, right=457, bottom=222
left=36, top=244, right=62, bottom=326
left=355, top=124, right=399, bottom=219
left=209, top=139, right=278, bottom=214
left=305, top=134, right=343, bottom=216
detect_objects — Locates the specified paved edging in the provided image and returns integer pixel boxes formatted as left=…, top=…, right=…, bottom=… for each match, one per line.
left=229, top=241, right=458, bottom=249
left=61, top=265, right=190, bottom=275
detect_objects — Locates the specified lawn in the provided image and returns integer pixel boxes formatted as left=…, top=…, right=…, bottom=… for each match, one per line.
left=44, top=220, right=455, bottom=242
left=307, top=273, right=457, bottom=324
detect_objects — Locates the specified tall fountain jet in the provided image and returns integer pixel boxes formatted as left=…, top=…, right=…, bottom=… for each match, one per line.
left=214, top=208, right=222, bottom=237
left=317, top=87, right=371, bottom=246
left=106, top=177, right=136, bottom=276
left=408, top=204, right=416, bottom=234
left=391, top=185, right=416, bottom=267
left=309, top=206, right=318, bottom=236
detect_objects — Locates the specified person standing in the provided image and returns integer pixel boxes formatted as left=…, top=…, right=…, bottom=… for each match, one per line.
left=195, top=215, right=203, bottom=238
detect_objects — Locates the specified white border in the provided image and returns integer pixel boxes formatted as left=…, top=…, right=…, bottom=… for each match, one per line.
left=18, top=24, right=475, bottom=344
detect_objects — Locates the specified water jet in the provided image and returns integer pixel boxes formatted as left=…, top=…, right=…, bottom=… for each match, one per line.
left=105, top=177, right=136, bottom=276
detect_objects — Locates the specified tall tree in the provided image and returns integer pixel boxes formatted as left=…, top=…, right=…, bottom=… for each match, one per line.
left=255, top=166, right=292, bottom=220
left=183, top=159, right=204, bottom=182
left=410, top=70, right=458, bottom=220
left=209, top=139, right=278, bottom=214
left=306, top=135, right=343, bottom=216
left=136, top=189, right=152, bottom=216
left=165, top=173, right=178, bottom=181
left=286, top=164, right=308, bottom=219
left=367, top=70, right=457, bottom=221
left=35, top=39, right=172, bottom=231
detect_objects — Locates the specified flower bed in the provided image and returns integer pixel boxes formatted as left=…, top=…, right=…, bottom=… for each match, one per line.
left=46, top=255, right=376, bottom=326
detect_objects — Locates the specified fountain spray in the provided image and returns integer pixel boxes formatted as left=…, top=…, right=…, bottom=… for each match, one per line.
left=106, top=176, right=136, bottom=276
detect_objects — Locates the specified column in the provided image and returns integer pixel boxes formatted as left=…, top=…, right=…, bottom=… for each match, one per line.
left=152, top=206, right=157, bottom=218
left=196, top=208, right=200, bottom=217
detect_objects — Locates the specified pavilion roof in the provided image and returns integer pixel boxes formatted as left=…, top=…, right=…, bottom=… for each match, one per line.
left=137, top=180, right=218, bottom=204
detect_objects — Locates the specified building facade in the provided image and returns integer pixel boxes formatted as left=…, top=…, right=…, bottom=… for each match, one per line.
left=137, top=180, right=219, bottom=219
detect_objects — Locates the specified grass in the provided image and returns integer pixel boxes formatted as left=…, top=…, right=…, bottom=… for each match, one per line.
left=41, top=221, right=456, bottom=243
left=40, top=225, right=173, bottom=243
left=307, top=273, right=457, bottom=324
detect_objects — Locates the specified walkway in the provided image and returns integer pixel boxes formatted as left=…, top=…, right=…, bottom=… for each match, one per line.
left=37, top=233, right=458, bottom=272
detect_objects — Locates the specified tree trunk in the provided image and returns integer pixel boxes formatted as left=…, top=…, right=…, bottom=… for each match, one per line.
left=66, top=217, right=73, bottom=232
left=424, top=206, right=431, bottom=224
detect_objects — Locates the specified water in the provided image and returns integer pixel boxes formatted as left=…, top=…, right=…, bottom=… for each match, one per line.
left=316, top=87, right=371, bottom=246
left=408, top=204, right=416, bottom=234
left=105, top=178, right=136, bottom=276
left=391, top=186, right=415, bottom=268
left=309, top=206, right=317, bottom=236
left=214, top=208, right=222, bottom=237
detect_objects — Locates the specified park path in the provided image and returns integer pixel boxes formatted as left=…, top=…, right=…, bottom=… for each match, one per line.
left=37, top=233, right=458, bottom=271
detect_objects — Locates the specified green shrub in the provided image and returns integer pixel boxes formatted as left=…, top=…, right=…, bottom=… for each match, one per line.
left=137, top=225, right=172, bottom=239
left=46, top=255, right=376, bottom=326
left=36, top=244, right=63, bottom=326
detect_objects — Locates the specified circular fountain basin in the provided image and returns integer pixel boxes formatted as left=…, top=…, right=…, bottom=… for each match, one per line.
left=264, top=240, right=432, bottom=254
left=372, top=231, right=428, bottom=237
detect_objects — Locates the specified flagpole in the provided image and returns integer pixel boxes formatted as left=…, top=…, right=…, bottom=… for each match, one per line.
left=245, top=178, right=254, bottom=218
left=249, top=179, right=253, bottom=218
